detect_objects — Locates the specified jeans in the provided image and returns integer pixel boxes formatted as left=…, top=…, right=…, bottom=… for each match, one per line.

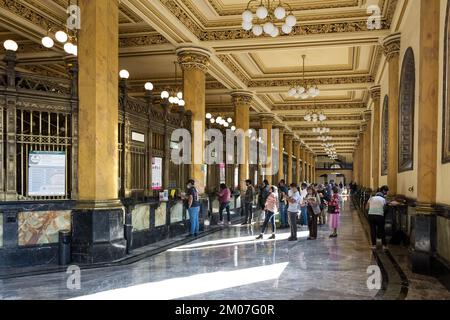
left=219, top=202, right=231, bottom=222
left=188, top=206, right=200, bottom=235
left=279, top=202, right=288, bottom=227
left=244, top=202, right=253, bottom=223
left=261, top=211, right=276, bottom=234
left=300, top=206, right=308, bottom=225
left=288, top=211, right=298, bottom=239
left=368, top=215, right=387, bottom=246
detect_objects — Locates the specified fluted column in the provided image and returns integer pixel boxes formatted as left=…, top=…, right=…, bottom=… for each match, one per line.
left=232, top=91, right=253, bottom=191
left=285, top=133, right=294, bottom=183
left=383, top=33, right=401, bottom=195
left=260, top=114, right=274, bottom=184
left=177, top=45, right=211, bottom=194
left=370, top=86, right=381, bottom=190
left=294, top=139, right=301, bottom=184
left=274, top=125, right=285, bottom=183
left=363, top=110, right=372, bottom=189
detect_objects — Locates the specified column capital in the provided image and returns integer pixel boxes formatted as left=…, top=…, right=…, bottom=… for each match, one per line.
left=382, top=33, right=401, bottom=61
left=259, top=113, right=275, bottom=125
left=176, top=45, right=211, bottom=73
left=363, top=109, right=372, bottom=122
left=284, top=132, right=295, bottom=141
left=231, top=90, right=253, bottom=107
left=369, top=85, right=381, bottom=101
left=273, top=123, right=286, bottom=131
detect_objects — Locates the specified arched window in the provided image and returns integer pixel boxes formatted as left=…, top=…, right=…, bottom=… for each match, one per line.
left=381, top=95, right=389, bottom=175
left=443, top=0, right=450, bottom=163
left=398, top=48, right=416, bottom=172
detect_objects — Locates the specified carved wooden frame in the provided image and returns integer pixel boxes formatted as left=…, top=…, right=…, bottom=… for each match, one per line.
left=443, top=0, right=450, bottom=163
left=398, top=47, right=416, bottom=172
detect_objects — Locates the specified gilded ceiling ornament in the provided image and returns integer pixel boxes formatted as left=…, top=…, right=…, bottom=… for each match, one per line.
left=177, top=49, right=211, bottom=73
left=382, top=33, right=401, bottom=61
left=247, top=75, right=374, bottom=88
left=369, top=85, right=381, bottom=101
left=119, top=35, right=169, bottom=47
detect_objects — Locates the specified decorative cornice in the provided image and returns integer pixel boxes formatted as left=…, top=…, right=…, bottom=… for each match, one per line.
left=382, top=33, right=401, bottom=61
left=369, top=85, right=381, bottom=100
left=0, top=0, right=60, bottom=31
left=176, top=46, right=211, bottom=73
left=217, top=55, right=250, bottom=86
left=259, top=113, right=275, bottom=124
left=161, top=0, right=203, bottom=38
left=285, top=115, right=363, bottom=122
left=247, top=75, right=374, bottom=88
left=119, top=34, right=169, bottom=47
left=271, top=103, right=366, bottom=111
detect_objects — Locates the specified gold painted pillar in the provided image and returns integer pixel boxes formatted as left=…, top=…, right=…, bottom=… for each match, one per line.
left=260, top=114, right=274, bottom=184
left=177, top=46, right=211, bottom=194
left=294, top=139, right=301, bottom=184
left=285, top=133, right=294, bottom=183
left=370, top=86, right=381, bottom=190
left=363, top=110, right=372, bottom=189
left=78, top=0, right=119, bottom=205
left=383, top=33, right=401, bottom=195
left=417, top=0, right=439, bottom=208
left=232, top=91, right=253, bottom=191
left=305, top=151, right=310, bottom=183
left=274, top=125, right=285, bottom=183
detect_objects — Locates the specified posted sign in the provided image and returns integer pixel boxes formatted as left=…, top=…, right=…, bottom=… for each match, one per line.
left=152, top=157, right=163, bottom=190
left=28, top=151, right=66, bottom=196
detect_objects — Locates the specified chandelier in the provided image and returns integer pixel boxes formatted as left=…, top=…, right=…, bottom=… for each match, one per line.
left=41, top=0, right=78, bottom=56
left=312, top=125, right=330, bottom=134
left=206, top=113, right=236, bottom=131
left=318, top=135, right=333, bottom=141
left=288, top=55, right=320, bottom=99
left=241, top=0, right=297, bottom=37
left=160, top=62, right=185, bottom=107
left=321, top=143, right=334, bottom=148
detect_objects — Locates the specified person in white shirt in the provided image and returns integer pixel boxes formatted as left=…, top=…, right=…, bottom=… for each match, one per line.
left=366, top=192, right=388, bottom=250
left=286, top=183, right=301, bottom=241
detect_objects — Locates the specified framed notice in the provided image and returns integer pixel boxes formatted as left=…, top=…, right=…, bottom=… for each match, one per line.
left=152, top=157, right=163, bottom=190
left=28, top=151, right=66, bottom=196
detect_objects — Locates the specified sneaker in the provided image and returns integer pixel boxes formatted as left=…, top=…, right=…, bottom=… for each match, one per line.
left=269, top=234, right=276, bottom=240
left=256, top=235, right=263, bottom=240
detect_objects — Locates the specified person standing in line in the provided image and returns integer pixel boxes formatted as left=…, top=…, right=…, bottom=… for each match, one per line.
left=306, top=186, right=321, bottom=240
left=286, top=183, right=301, bottom=241
left=317, top=184, right=328, bottom=226
left=218, top=183, right=231, bottom=225
left=299, top=183, right=308, bottom=227
left=258, top=179, right=270, bottom=210
left=366, top=192, right=388, bottom=250
left=328, top=186, right=341, bottom=238
left=278, top=180, right=289, bottom=229
left=242, top=179, right=255, bottom=225
left=256, top=186, right=279, bottom=240
left=185, top=179, right=200, bottom=237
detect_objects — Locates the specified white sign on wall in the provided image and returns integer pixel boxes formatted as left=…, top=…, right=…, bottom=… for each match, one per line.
left=152, top=157, right=163, bottom=190
left=131, top=131, right=145, bottom=143
left=28, top=151, right=66, bottom=196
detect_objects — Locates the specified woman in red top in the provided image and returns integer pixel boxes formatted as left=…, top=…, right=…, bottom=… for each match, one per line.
left=328, top=186, right=341, bottom=238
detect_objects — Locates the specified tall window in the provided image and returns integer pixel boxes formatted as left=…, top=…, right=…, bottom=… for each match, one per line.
left=398, top=48, right=416, bottom=172
left=443, top=0, right=450, bottom=163
left=381, top=95, right=389, bottom=175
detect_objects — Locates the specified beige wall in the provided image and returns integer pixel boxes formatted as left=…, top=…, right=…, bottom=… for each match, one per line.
left=437, top=0, right=450, bottom=205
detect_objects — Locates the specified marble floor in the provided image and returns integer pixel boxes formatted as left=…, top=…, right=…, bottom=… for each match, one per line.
left=0, top=201, right=448, bottom=300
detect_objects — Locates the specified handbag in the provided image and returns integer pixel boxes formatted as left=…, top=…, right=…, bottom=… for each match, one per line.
left=328, top=205, right=337, bottom=214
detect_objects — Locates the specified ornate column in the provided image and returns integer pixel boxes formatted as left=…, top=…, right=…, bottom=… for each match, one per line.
left=73, top=0, right=125, bottom=263
left=363, top=110, right=372, bottom=189
left=370, top=86, right=381, bottom=190
left=260, top=114, right=274, bottom=184
left=177, top=45, right=211, bottom=194
left=274, top=124, right=285, bottom=183
left=383, top=33, right=401, bottom=195
left=232, top=91, right=253, bottom=191
left=294, top=139, right=301, bottom=184
left=411, top=0, right=440, bottom=274
left=305, top=151, right=310, bottom=183
left=285, top=133, right=294, bottom=183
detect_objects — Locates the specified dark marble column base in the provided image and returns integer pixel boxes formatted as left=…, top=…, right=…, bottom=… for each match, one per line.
left=71, top=206, right=126, bottom=264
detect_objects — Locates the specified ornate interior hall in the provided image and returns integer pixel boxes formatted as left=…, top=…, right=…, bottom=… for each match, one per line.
left=0, top=0, right=449, bottom=301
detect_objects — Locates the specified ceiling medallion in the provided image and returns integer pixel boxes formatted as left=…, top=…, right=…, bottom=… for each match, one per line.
left=288, top=55, right=320, bottom=99
left=241, top=0, right=297, bottom=37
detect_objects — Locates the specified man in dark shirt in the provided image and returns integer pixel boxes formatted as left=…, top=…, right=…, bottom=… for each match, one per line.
left=186, top=179, right=200, bottom=236
left=242, top=179, right=255, bottom=225
left=278, top=180, right=289, bottom=229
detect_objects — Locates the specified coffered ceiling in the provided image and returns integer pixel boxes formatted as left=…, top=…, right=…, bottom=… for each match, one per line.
left=0, top=0, right=407, bottom=157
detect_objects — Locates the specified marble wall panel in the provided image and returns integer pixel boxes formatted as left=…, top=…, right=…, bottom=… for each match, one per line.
left=18, top=211, right=71, bottom=246
left=170, top=201, right=184, bottom=223
left=437, top=216, right=450, bottom=264
left=155, top=202, right=167, bottom=227
left=132, top=204, right=150, bottom=231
